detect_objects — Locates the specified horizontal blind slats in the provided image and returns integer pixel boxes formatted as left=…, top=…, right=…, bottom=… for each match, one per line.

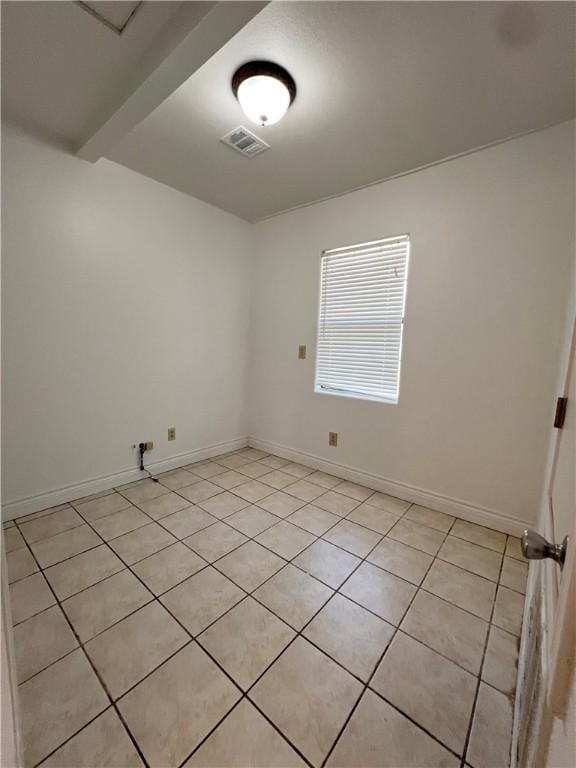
left=315, top=234, right=409, bottom=402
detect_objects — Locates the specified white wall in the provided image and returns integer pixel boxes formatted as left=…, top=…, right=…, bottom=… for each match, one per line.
left=248, top=122, right=575, bottom=529
left=2, top=123, right=252, bottom=514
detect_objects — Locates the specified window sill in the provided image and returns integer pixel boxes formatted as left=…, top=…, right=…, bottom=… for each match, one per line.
left=314, top=387, right=398, bottom=405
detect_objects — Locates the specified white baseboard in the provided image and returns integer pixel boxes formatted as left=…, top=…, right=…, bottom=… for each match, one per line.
left=2, top=437, right=248, bottom=521
left=248, top=436, right=529, bottom=537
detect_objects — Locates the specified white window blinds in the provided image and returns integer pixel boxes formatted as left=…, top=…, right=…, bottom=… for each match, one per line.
left=315, top=235, right=410, bottom=403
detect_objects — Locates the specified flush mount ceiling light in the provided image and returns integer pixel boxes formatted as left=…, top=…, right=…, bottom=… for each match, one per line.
left=232, top=61, right=296, bottom=127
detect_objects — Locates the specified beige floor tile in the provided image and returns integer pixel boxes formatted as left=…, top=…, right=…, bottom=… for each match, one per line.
left=387, top=518, right=445, bottom=555
left=284, top=479, right=326, bottom=503
left=160, top=506, right=216, bottom=539
left=19, top=649, right=108, bottom=768
left=467, top=683, right=513, bottom=768
left=256, top=520, right=316, bottom=560
left=216, top=541, right=285, bottom=592
left=91, top=507, right=150, bottom=541
left=177, top=481, right=225, bottom=504
left=492, top=585, right=524, bottom=636
left=423, top=560, right=496, bottom=620
left=346, top=504, right=399, bottom=535
left=3, top=519, right=15, bottom=528
left=254, top=563, right=333, bottom=630
left=401, top=590, right=488, bottom=674
left=233, top=480, right=276, bottom=503
left=17, top=503, right=73, bottom=524
left=2, top=524, right=26, bottom=554
left=132, top=542, right=206, bottom=596
left=341, top=562, right=416, bottom=625
left=71, top=491, right=115, bottom=506
left=198, top=597, right=295, bottom=690
left=304, top=594, right=394, bottom=681
left=251, top=637, right=362, bottom=766
left=211, top=469, right=250, bottom=490
left=327, top=689, right=458, bottom=768
left=332, top=481, right=375, bottom=501
left=281, top=462, right=314, bottom=479
left=404, top=504, right=455, bottom=533
left=482, top=625, right=519, bottom=695
left=85, top=601, right=189, bottom=699
left=197, top=491, right=250, bottom=518
left=372, top=631, right=476, bottom=754
left=307, top=471, right=343, bottom=490
left=118, top=479, right=170, bottom=505
left=10, top=572, right=56, bottom=624
left=14, top=605, right=78, bottom=683
left=367, top=537, right=433, bottom=585
left=187, top=460, right=229, bottom=479
left=293, top=539, right=361, bottom=589
left=505, top=536, right=527, bottom=561
left=108, top=522, right=176, bottom=565
left=439, top=536, right=502, bottom=581
left=363, top=492, right=411, bottom=515
left=20, top=507, right=84, bottom=544
left=156, top=468, right=198, bottom=491
left=258, top=455, right=291, bottom=469
left=74, top=492, right=133, bottom=522
left=40, top=708, right=144, bottom=768
left=184, top=522, right=247, bottom=562
left=237, top=448, right=269, bottom=461
left=287, top=504, right=340, bottom=535
left=161, top=566, right=245, bottom=635
left=118, top=642, right=240, bottom=768
left=313, top=490, right=359, bottom=517
left=324, top=519, right=382, bottom=556
left=450, top=519, right=506, bottom=553
left=215, top=454, right=253, bottom=470
left=137, top=491, right=192, bottom=520
left=260, top=470, right=297, bottom=490
left=257, top=491, right=308, bottom=518
left=237, top=461, right=274, bottom=479
left=500, top=556, right=528, bottom=594
left=63, top=569, right=152, bottom=642
left=7, top=547, right=39, bottom=584
left=30, top=524, right=102, bottom=568
left=44, top=545, right=124, bottom=600
left=184, top=699, right=306, bottom=768
left=226, top=506, right=280, bottom=537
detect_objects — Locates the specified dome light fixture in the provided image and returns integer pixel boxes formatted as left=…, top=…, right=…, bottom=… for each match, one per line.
left=232, top=61, right=296, bottom=127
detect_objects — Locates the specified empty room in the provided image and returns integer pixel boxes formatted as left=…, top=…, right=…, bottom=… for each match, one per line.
left=1, top=2, right=574, bottom=768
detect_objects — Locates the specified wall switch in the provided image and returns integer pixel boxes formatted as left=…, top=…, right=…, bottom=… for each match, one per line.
left=298, top=345, right=307, bottom=360
left=168, top=427, right=176, bottom=441
left=329, top=432, right=338, bottom=447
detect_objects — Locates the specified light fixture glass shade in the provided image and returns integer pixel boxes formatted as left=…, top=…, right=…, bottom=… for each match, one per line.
left=237, top=75, right=291, bottom=127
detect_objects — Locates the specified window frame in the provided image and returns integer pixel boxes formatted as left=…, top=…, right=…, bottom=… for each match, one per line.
left=313, top=233, right=411, bottom=405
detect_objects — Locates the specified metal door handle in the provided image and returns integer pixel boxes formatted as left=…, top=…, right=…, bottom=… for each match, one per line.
left=521, top=530, right=568, bottom=568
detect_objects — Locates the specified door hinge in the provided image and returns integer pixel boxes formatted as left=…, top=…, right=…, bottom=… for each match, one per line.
left=554, top=397, right=568, bottom=429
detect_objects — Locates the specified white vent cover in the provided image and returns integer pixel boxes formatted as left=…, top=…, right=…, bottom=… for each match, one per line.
left=220, top=126, right=270, bottom=158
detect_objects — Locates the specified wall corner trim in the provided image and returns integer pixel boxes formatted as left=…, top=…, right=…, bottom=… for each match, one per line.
left=1, top=437, right=248, bottom=521
left=248, top=436, right=529, bottom=537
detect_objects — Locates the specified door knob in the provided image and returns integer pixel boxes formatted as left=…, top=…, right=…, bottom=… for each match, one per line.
left=521, top=530, right=568, bottom=568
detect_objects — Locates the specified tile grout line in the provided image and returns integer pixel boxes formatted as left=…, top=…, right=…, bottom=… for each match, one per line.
left=9, top=451, right=524, bottom=767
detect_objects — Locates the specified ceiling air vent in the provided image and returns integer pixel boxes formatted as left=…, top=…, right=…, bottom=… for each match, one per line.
left=220, top=126, right=270, bottom=158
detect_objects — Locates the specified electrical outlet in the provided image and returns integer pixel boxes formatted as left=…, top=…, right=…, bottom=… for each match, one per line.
left=329, top=432, right=338, bottom=447
left=298, top=345, right=307, bottom=360
left=168, top=427, right=176, bottom=441
left=144, top=441, right=154, bottom=451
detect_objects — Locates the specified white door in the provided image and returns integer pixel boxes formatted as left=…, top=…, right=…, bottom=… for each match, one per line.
left=512, top=314, right=575, bottom=768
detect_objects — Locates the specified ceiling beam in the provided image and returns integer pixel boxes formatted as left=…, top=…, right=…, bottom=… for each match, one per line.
left=77, top=1, right=268, bottom=162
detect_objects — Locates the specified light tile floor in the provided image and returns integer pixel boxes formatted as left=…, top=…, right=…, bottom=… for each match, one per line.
left=3, top=447, right=528, bottom=768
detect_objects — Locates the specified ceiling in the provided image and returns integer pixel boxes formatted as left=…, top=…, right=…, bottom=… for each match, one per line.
left=2, top=2, right=575, bottom=222
left=1, top=0, right=212, bottom=145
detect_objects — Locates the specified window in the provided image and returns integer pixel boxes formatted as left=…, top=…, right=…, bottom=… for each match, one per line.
left=314, top=234, right=410, bottom=404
